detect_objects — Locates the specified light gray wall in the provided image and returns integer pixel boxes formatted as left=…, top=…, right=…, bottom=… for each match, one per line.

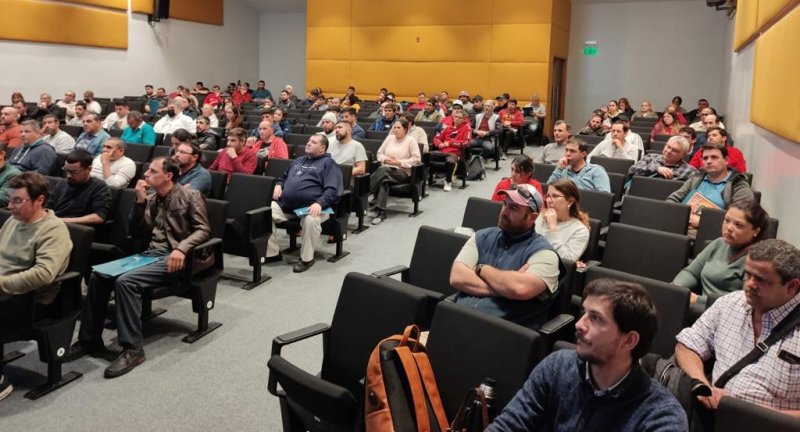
left=259, top=12, right=307, bottom=98
left=0, top=1, right=259, bottom=99
left=565, top=0, right=729, bottom=125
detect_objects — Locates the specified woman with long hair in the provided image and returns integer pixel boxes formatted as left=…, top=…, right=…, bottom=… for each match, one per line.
left=673, top=199, right=770, bottom=304
left=224, top=104, right=243, bottom=130
left=535, top=179, right=590, bottom=262
left=650, top=111, right=681, bottom=143
left=618, top=97, right=635, bottom=118
left=633, top=100, right=657, bottom=119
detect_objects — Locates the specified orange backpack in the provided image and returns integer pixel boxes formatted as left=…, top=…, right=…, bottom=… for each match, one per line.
left=364, top=325, right=449, bottom=432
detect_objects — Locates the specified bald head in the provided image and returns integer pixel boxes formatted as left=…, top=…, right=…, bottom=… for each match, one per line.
left=0, top=107, right=19, bottom=126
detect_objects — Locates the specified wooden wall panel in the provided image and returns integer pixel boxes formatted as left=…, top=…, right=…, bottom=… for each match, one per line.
left=61, top=0, right=126, bottom=10
left=131, top=0, right=154, bottom=14
left=351, top=26, right=491, bottom=63
left=169, top=0, right=224, bottom=26
left=0, top=0, right=127, bottom=49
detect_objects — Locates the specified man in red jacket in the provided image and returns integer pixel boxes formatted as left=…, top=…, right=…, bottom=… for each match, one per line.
left=689, top=127, right=746, bottom=173
left=498, top=99, right=525, bottom=157
left=209, top=127, right=257, bottom=179
left=431, top=111, right=471, bottom=191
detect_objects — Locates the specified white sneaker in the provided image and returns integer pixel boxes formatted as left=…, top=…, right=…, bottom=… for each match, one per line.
left=0, top=375, right=12, bottom=401
left=443, top=182, right=452, bottom=192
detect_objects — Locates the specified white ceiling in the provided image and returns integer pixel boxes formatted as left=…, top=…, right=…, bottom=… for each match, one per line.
left=241, top=0, right=306, bottom=13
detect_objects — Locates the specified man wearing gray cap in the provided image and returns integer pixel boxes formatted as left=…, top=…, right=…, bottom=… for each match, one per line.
left=450, top=184, right=561, bottom=329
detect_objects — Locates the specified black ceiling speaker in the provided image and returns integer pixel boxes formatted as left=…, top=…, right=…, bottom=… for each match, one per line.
left=707, top=0, right=727, bottom=7
left=149, top=0, right=170, bottom=23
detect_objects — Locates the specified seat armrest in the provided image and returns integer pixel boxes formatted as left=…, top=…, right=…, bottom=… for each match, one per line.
left=244, top=206, right=272, bottom=240
left=371, top=265, right=409, bottom=279
left=353, top=174, right=370, bottom=198
left=576, top=260, right=600, bottom=274
left=271, top=323, right=330, bottom=357
left=183, top=238, right=224, bottom=276
left=90, top=242, right=126, bottom=260
left=538, top=314, right=574, bottom=336
left=409, top=164, right=425, bottom=183
left=53, top=271, right=82, bottom=285
left=336, top=190, right=352, bottom=215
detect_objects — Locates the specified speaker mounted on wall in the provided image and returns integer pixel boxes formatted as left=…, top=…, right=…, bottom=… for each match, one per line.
left=149, top=0, right=170, bottom=23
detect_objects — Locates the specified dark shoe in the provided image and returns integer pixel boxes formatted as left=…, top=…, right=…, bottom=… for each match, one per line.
left=0, top=375, right=12, bottom=401
left=104, top=348, right=146, bottom=379
left=293, top=259, right=315, bottom=273
left=64, top=340, right=106, bottom=362
left=371, top=210, right=387, bottom=225
left=327, top=234, right=347, bottom=244
left=264, top=253, right=283, bottom=264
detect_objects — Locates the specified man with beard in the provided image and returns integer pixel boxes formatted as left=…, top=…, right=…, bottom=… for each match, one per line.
left=320, top=112, right=338, bottom=143
left=487, top=279, right=687, bottom=431
left=449, top=184, right=560, bottom=329
left=153, top=98, right=196, bottom=134
left=51, top=148, right=111, bottom=226
left=329, top=121, right=367, bottom=176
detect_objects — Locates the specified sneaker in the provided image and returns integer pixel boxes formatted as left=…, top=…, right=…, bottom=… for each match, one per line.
left=500, top=153, right=507, bottom=161
left=104, top=348, right=146, bottom=379
left=371, top=210, right=387, bottom=225
left=443, top=182, right=452, bottom=192
left=0, top=375, right=12, bottom=401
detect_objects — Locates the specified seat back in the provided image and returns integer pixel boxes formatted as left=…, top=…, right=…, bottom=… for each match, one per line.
left=407, top=226, right=470, bottom=296
left=320, top=273, right=443, bottom=398
left=580, top=189, right=615, bottom=227
left=152, top=145, right=171, bottom=159
left=124, top=142, right=154, bottom=163
left=533, top=163, right=555, bottom=184
left=620, top=195, right=691, bottom=235
left=225, top=174, right=275, bottom=227
left=575, top=134, right=605, bottom=145
left=591, top=156, right=634, bottom=175
left=581, top=218, right=602, bottom=262
left=62, top=223, right=95, bottom=305
left=200, top=150, right=218, bottom=169
left=628, top=176, right=684, bottom=201
left=584, top=266, right=689, bottom=357
left=602, top=223, right=690, bottom=282
left=607, top=172, right=627, bottom=202
left=715, top=397, right=800, bottom=432
left=208, top=170, right=227, bottom=200
left=426, top=301, right=547, bottom=419
left=461, top=197, right=502, bottom=232
left=694, top=208, right=779, bottom=257
left=205, top=199, right=229, bottom=239
left=264, top=157, right=294, bottom=180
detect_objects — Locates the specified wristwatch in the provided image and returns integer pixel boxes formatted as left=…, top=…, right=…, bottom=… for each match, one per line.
left=474, top=264, right=485, bottom=278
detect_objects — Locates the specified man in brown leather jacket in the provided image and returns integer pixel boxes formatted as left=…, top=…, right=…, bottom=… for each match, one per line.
left=66, top=156, right=210, bottom=379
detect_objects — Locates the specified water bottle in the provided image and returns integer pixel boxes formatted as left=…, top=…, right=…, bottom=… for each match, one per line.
left=466, top=377, right=496, bottom=431
left=478, top=378, right=496, bottom=420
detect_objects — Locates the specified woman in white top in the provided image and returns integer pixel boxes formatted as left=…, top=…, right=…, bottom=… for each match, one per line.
left=535, top=179, right=590, bottom=262
left=369, top=118, right=421, bottom=225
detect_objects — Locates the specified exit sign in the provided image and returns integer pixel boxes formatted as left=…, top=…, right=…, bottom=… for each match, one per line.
left=583, top=40, right=598, bottom=56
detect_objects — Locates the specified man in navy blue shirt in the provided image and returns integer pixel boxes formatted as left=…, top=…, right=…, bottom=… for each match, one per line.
left=266, top=133, right=342, bottom=273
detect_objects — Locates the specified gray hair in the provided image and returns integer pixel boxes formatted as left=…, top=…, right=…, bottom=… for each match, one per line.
left=749, top=239, right=800, bottom=283
left=20, top=119, right=41, bottom=134
left=667, top=135, right=691, bottom=154
left=107, top=137, right=126, bottom=152
left=128, top=110, right=143, bottom=122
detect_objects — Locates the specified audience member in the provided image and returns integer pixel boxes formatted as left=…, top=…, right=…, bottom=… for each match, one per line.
left=252, top=120, right=289, bottom=169
left=450, top=183, right=560, bottom=329
left=9, top=120, right=57, bottom=175
left=276, top=90, right=296, bottom=110
left=66, top=157, right=210, bottom=378
left=498, top=98, right=525, bottom=156
left=408, top=92, right=427, bottom=111
left=676, top=239, right=800, bottom=417
left=120, top=111, right=156, bottom=146
left=633, top=100, right=658, bottom=119
left=329, top=121, right=367, bottom=176
left=82, top=90, right=102, bottom=115
left=31, top=93, right=57, bottom=121
left=577, top=114, right=605, bottom=137
left=266, top=134, right=343, bottom=273
left=57, top=90, right=78, bottom=121
left=320, top=112, right=337, bottom=142
left=628, top=135, right=697, bottom=181
left=102, top=101, right=129, bottom=131
left=0, top=107, right=21, bottom=149
left=471, top=102, right=501, bottom=158
left=145, top=87, right=168, bottom=115
left=252, top=80, right=273, bottom=103
left=201, top=104, right=219, bottom=128
left=588, top=121, right=640, bottom=161
left=488, top=279, right=687, bottom=431
left=540, top=121, right=571, bottom=164
left=66, top=102, right=87, bottom=127
left=223, top=104, right=243, bottom=131
left=209, top=128, right=257, bottom=176
left=90, top=138, right=136, bottom=188
left=204, top=88, right=223, bottom=110
left=457, top=91, right=474, bottom=112
left=431, top=110, right=471, bottom=192
left=340, top=107, right=365, bottom=140
left=618, top=97, right=635, bottom=118
left=0, top=172, right=72, bottom=401
left=13, top=101, right=31, bottom=123
left=524, top=93, right=547, bottom=123
left=154, top=98, right=196, bottom=134
left=547, top=138, right=611, bottom=193
left=414, top=98, right=444, bottom=123
left=195, top=116, right=221, bottom=151
left=0, top=143, right=21, bottom=207
left=52, top=149, right=111, bottom=225
left=686, top=98, right=710, bottom=124
left=75, top=113, right=110, bottom=157
left=172, top=143, right=212, bottom=197
left=41, top=114, right=76, bottom=155
left=369, top=103, right=399, bottom=132
left=273, top=108, right=292, bottom=136
left=650, top=111, right=681, bottom=143
left=403, top=113, right=428, bottom=154
left=689, top=127, right=746, bottom=173
left=232, top=84, right=252, bottom=106
left=491, top=155, right=543, bottom=202
left=536, top=179, right=591, bottom=262
left=368, top=118, right=421, bottom=225
left=689, top=107, right=726, bottom=132
left=603, top=99, right=624, bottom=126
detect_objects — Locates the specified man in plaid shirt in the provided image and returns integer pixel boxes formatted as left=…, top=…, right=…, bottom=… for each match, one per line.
left=676, top=239, right=800, bottom=416
left=628, top=135, right=698, bottom=181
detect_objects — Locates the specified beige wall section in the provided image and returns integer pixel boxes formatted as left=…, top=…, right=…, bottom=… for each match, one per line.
left=306, top=0, right=570, bottom=105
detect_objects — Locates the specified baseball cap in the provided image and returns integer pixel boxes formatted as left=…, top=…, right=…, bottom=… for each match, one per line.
left=452, top=100, right=464, bottom=107
left=321, top=112, right=338, bottom=124
left=497, top=184, right=543, bottom=212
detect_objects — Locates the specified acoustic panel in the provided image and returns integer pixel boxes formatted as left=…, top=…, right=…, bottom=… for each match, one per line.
left=351, top=26, right=492, bottom=63
left=169, top=0, right=224, bottom=26
left=307, top=0, right=352, bottom=27
left=492, top=0, right=553, bottom=24
left=350, top=61, right=490, bottom=99
left=307, top=27, right=352, bottom=60
left=751, top=5, right=800, bottom=142
left=756, top=0, right=797, bottom=30
left=0, top=0, right=127, bottom=49
left=351, top=0, right=491, bottom=27
left=61, top=0, right=126, bottom=9
left=131, top=0, right=154, bottom=14
left=734, top=0, right=759, bottom=51
left=490, top=24, right=551, bottom=63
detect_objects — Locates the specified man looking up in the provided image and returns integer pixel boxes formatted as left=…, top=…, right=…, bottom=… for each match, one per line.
left=547, top=138, right=611, bottom=192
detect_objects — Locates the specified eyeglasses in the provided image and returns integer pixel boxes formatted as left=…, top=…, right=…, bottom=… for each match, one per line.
left=8, top=198, right=29, bottom=206
left=63, top=166, right=88, bottom=175
left=546, top=193, right=566, bottom=200
left=509, top=185, right=540, bottom=213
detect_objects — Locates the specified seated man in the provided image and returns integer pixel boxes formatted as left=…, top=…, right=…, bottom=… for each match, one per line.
left=120, top=110, right=156, bottom=146
left=145, top=87, right=168, bottom=115
left=252, top=80, right=273, bottom=103
left=547, top=138, right=611, bottom=193
left=369, top=103, right=399, bottom=132
left=58, top=90, right=78, bottom=121
left=66, top=101, right=87, bottom=127
left=342, top=107, right=366, bottom=140
left=41, top=113, right=75, bottom=155
left=628, top=135, right=698, bottom=181
left=414, top=98, right=444, bottom=123
left=578, top=113, right=606, bottom=137
left=153, top=98, right=196, bottom=135
left=82, top=90, right=103, bottom=115
left=75, top=113, right=110, bottom=157
left=252, top=119, right=289, bottom=169
left=431, top=110, right=471, bottom=191
left=195, top=116, right=221, bottom=150
left=0, top=106, right=22, bottom=149
left=450, top=184, right=560, bottom=329
left=404, top=113, right=429, bottom=154
left=209, top=127, right=257, bottom=176
left=266, top=134, right=343, bottom=273
left=471, top=103, right=501, bottom=158
left=102, top=101, right=129, bottom=131
left=667, top=142, right=753, bottom=229
left=588, top=120, right=640, bottom=161
left=689, top=127, right=746, bottom=173
left=9, top=120, right=57, bottom=175
left=0, top=172, right=71, bottom=401
left=66, top=157, right=210, bottom=378
left=90, top=138, right=136, bottom=188
left=30, top=93, right=57, bottom=121
left=53, top=149, right=112, bottom=225
left=329, top=121, right=367, bottom=176
left=320, top=112, right=337, bottom=143
left=408, top=92, right=427, bottom=111
left=488, top=279, right=687, bottom=431
left=689, top=107, right=725, bottom=132
left=173, top=143, right=212, bottom=197
left=676, top=239, right=800, bottom=417
left=0, top=143, right=21, bottom=207
left=540, top=120, right=571, bottom=164
left=498, top=98, right=525, bottom=155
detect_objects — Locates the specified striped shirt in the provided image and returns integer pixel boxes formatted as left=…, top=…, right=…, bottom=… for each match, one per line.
left=677, top=291, right=800, bottom=410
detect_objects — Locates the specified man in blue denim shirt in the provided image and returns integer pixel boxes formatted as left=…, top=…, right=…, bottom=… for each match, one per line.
left=75, top=113, right=110, bottom=157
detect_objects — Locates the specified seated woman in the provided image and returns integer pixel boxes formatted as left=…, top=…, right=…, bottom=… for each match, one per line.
left=368, top=118, right=421, bottom=225
left=618, top=97, right=635, bottom=118
left=491, top=155, right=543, bottom=201
left=224, top=104, right=242, bottom=131
left=649, top=111, right=681, bottom=143
left=273, top=108, right=292, bottom=136
left=633, top=100, right=658, bottom=119
left=602, top=100, right=623, bottom=129
left=673, top=198, right=769, bottom=305
left=534, top=179, right=590, bottom=262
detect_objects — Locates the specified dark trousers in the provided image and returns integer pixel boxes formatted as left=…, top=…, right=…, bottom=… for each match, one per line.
left=0, top=296, right=31, bottom=375
left=78, top=249, right=177, bottom=350
left=470, top=138, right=495, bottom=159
left=369, top=165, right=410, bottom=210
left=429, top=152, right=458, bottom=182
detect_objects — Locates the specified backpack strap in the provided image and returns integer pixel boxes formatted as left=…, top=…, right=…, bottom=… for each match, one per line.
left=410, top=351, right=450, bottom=431
left=394, top=346, right=449, bottom=432
left=715, top=302, right=800, bottom=388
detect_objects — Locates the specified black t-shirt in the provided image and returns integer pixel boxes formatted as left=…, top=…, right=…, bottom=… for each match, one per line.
left=52, top=177, right=111, bottom=221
